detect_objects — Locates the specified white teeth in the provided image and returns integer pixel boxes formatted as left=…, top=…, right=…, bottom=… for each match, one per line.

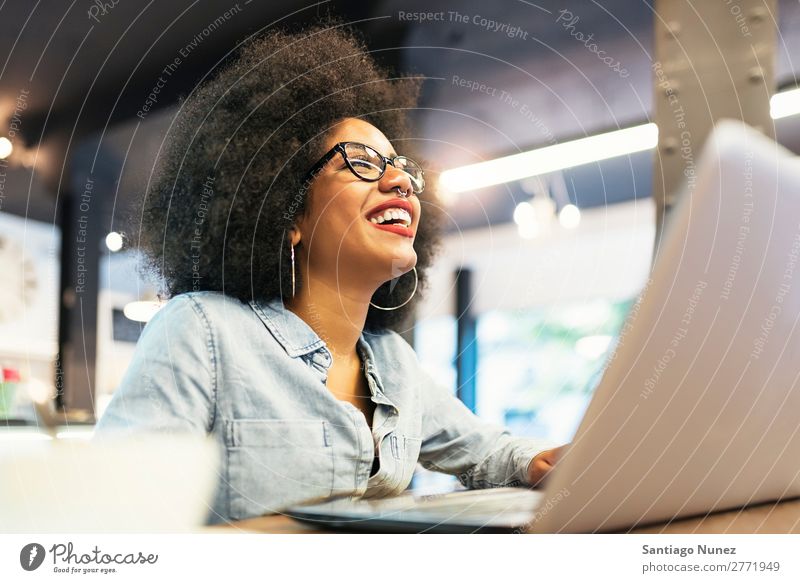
left=369, top=207, right=412, bottom=227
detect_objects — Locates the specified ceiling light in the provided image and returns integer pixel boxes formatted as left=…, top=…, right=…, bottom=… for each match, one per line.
left=514, top=196, right=557, bottom=239
left=558, top=204, right=581, bottom=229
left=123, top=301, right=165, bottom=323
left=0, top=137, right=12, bottom=159
left=513, top=201, right=535, bottom=226
left=105, top=232, right=123, bottom=252
left=439, top=123, right=658, bottom=193
left=770, top=87, right=800, bottom=120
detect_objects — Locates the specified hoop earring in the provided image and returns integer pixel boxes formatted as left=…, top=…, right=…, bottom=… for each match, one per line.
left=369, top=267, right=418, bottom=311
left=290, top=243, right=296, bottom=297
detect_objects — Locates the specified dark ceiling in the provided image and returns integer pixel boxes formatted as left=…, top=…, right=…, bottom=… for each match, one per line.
left=1, top=0, right=799, bottom=230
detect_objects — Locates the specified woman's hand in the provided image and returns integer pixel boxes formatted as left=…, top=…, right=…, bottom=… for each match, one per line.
left=527, top=444, right=569, bottom=487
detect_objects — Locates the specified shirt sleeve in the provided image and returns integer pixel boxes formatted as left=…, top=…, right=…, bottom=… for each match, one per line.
left=416, top=365, right=557, bottom=489
left=93, top=294, right=217, bottom=438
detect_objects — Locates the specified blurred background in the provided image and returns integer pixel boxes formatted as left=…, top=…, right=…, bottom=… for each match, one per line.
left=0, top=0, right=797, bottom=483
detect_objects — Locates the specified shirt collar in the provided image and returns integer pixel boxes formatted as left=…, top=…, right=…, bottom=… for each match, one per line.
left=356, top=333, right=380, bottom=380
left=357, top=333, right=393, bottom=406
left=249, top=297, right=393, bottom=404
left=248, top=297, right=327, bottom=358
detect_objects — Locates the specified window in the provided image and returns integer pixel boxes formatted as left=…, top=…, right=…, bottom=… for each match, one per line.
left=476, top=298, right=633, bottom=443
left=412, top=298, right=633, bottom=490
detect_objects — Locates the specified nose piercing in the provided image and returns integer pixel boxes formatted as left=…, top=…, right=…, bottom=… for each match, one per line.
left=395, top=186, right=409, bottom=198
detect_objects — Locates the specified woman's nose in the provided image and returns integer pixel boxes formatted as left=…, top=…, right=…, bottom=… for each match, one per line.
left=379, top=164, right=414, bottom=196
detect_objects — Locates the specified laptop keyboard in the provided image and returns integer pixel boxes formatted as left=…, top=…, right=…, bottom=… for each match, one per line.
left=405, top=487, right=544, bottom=516
left=288, top=487, right=546, bottom=531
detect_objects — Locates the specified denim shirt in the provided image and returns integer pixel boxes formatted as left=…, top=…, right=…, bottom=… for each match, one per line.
left=94, top=291, right=554, bottom=523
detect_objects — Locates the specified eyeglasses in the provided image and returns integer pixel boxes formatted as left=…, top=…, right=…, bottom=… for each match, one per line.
left=304, top=141, right=425, bottom=194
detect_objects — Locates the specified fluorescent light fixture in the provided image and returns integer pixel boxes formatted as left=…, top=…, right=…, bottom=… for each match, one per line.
left=439, top=123, right=658, bottom=193
left=439, top=86, right=799, bottom=196
left=0, top=137, right=12, bottom=159
left=123, top=300, right=165, bottom=323
left=770, top=87, right=800, bottom=120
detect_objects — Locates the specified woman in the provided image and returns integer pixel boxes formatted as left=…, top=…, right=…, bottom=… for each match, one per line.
left=95, top=23, right=565, bottom=523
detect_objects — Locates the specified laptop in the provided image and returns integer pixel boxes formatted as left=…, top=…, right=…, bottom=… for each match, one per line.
left=287, top=120, right=800, bottom=533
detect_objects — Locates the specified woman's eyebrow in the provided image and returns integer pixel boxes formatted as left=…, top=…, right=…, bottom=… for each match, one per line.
left=359, top=142, right=397, bottom=158
left=372, top=143, right=397, bottom=158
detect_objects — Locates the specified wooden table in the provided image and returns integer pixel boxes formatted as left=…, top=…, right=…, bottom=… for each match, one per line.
left=212, top=496, right=800, bottom=534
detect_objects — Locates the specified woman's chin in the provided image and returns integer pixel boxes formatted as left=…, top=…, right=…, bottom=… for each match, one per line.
left=361, top=240, right=414, bottom=267
left=384, top=251, right=417, bottom=274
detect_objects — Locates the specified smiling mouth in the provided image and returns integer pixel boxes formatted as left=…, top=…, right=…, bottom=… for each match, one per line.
left=367, top=207, right=412, bottom=228
left=365, top=202, right=414, bottom=238
left=365, top=206, right=413, bottom=238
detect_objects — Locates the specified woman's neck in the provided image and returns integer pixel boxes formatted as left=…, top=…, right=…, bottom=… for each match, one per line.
left=284, top=274, right=375, bottom=360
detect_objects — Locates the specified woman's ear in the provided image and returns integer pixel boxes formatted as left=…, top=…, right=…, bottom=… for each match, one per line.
left=288, top=225, right=302, bottom=247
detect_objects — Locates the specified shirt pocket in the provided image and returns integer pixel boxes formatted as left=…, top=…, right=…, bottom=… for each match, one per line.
left=399, top=435, right=423, bottom=490
left=225, top=418, right=334, bottom=520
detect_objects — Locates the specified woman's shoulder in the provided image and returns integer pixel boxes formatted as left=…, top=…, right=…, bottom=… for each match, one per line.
left=149, top=292, right=297, bottom=355
left=157, top=291, right=248, bottom=316
left=145, top=291, right=254, bottom=336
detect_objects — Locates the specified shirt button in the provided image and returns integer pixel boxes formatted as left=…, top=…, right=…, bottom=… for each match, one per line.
left=311, top=350, right=331, bottom=368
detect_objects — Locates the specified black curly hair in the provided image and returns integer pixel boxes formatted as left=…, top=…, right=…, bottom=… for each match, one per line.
left=135, top=21, right=443, bottom=331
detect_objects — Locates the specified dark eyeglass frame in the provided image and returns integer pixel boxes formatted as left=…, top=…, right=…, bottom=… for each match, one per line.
left=303, top=141, right=425, bottom=194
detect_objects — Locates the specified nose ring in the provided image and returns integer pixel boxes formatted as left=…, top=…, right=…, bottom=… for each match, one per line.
left=395, top=186, right=409, bottom=198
